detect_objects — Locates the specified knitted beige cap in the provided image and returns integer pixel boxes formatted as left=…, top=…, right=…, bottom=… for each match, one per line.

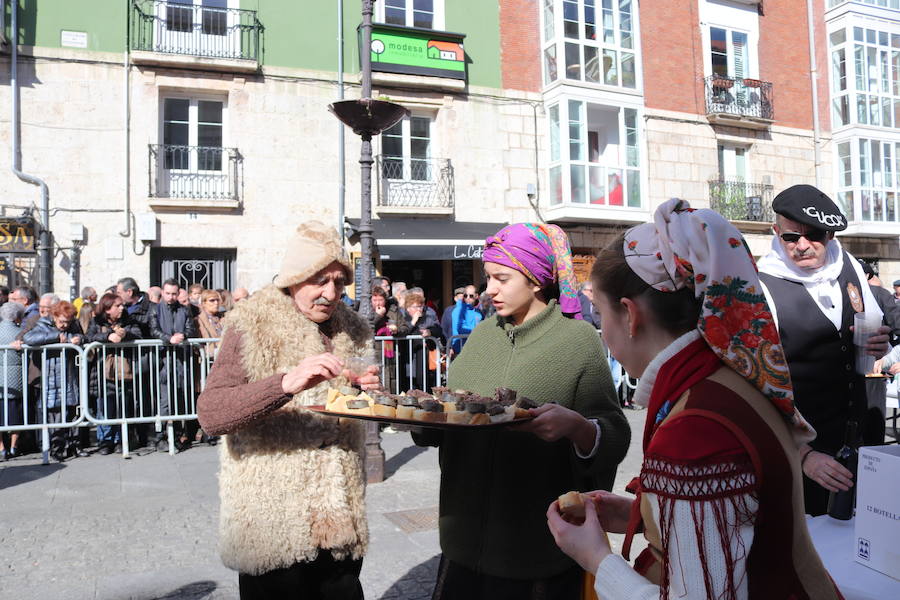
left=272, top=221, right=351, bottom=289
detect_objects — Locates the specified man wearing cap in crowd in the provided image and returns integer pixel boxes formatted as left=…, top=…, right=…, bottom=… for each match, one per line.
left=197, top=221, right=380, bottom=599
left=893, top=279, right=900, bottom=302
left=758, top=184, right=890, bottom=516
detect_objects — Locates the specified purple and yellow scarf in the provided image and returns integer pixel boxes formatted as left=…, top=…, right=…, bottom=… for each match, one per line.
left=483, top=223, right=582, bottom=319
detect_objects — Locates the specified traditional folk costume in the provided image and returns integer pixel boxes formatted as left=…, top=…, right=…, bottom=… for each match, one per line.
left=197, top=222, right=372, bottom=600
left=593, top=200, right=843, bottom=600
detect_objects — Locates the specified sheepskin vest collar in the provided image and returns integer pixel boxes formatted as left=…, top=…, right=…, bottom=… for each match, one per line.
left=216, top=285, right=373, bottom=575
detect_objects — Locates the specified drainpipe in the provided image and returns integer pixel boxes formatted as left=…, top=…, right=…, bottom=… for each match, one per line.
left=806, top=0, right=822, bottom=188
left=337, top=0, right=346, bottom=241
left=10, top=0, right=52, bottom=294
left=121, top=1, right=132, bottom=238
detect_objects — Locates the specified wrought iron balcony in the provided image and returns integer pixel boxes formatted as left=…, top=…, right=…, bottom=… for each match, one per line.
left=708, top=180, right=774, bottom=222
left=705, top=75, right=774, bottom=127
left=130, top=1, right=262, bottom=63
left=149, top=145, right=242, bottom=202
left=375, top=156, right=455, bottom=212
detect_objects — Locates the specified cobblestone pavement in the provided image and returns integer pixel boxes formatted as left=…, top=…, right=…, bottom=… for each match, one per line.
left=0, top=409, right=645, bottom=599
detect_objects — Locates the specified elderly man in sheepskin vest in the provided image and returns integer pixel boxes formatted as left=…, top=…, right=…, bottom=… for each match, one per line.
left=198, top=221, right=379, bottom=599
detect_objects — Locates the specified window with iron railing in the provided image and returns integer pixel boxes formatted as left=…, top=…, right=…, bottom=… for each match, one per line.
left=705, top=75, right=774, bottom=120
left=708, top=180, right=773, bottom=222
left=130, top=0, right=262, bottom=62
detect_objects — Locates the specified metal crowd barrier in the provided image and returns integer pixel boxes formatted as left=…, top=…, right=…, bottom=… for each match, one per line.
left=0, top=330, right=645, bottom=464
left=373, top=335, right=446, bottom=395
left=0, top=339, right=219, bottom=463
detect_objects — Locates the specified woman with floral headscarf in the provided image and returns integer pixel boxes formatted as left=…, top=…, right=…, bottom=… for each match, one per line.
left=547, top=200, right=842, bottom=600
left=413, top=223, right=630, bottom=599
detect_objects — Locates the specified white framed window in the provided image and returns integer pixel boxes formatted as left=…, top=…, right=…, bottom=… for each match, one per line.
left=376, top=0, right=445, bottom=30
left=161, top=96, right=226, bottom=171
left=834, top=136, right=900, bottom=222
left=380, top=114, right=433, bottom=181
left=540, top=0, right=639, bottom=90
left=547, top=99, right=642, bottom=207
left=709, top=26, right=751, bottom=79
left=717, top=144, right=748, bottom=181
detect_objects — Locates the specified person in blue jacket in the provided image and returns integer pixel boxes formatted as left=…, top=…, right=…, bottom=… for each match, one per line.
left=450, top=285, right=483, bottom=353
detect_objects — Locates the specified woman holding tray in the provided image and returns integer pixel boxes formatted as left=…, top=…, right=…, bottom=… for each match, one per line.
left=413, top=223, right=631, bottom=599
left=547, top=200, right=842, bottom=599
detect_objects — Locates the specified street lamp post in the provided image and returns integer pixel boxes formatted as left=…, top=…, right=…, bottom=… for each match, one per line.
left=330, top=0, right=408, bottom=484
left=330, top=0, right=408, bottom=323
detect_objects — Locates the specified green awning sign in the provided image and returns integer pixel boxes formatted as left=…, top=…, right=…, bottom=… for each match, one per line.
left=369, top=27, right=466, bottom=81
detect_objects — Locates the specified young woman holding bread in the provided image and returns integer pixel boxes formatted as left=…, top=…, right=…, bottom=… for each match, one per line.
left=412, top=223, right=630, bottom=599
left=546, top=200, right=842, bottom=599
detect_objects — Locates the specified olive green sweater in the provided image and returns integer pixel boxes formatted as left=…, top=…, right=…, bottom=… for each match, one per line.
left=413, top=300, right=631, bottom=580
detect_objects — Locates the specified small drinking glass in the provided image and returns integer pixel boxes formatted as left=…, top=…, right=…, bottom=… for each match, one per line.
left=346, top=355, right=378, bottom=377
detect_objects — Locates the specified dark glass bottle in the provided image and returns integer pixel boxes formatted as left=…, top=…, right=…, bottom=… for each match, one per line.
left=827, top=420, right=859, bottom=520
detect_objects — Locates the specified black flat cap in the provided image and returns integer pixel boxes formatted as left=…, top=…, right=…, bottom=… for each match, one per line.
left=772, top=184, right=848, bottom=231
left=894, top=280, right=900, bottom=287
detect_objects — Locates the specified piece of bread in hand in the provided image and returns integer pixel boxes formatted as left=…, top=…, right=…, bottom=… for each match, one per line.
left=558, top=491, right=588, bottom=524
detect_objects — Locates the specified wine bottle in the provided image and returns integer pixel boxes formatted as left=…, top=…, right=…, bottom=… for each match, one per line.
left=826, top=420, right=859, bottom=520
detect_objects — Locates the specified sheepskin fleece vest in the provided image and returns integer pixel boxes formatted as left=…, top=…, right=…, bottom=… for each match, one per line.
left=217, top=285, right=372, bottom=575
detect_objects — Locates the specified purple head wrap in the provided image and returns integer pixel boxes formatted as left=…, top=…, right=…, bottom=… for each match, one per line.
left=482, top=223, right=582, bottom=319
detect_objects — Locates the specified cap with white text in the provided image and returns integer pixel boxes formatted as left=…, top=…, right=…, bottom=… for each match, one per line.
left=772, top=184, right=848, bottom=232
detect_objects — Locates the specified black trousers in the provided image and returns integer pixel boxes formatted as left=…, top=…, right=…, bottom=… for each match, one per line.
left=238, top=553, right=363, bottom=600
left=432, top=555, right=582, bottom=600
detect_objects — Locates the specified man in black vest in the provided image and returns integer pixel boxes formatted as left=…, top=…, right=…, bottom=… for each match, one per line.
left=758, top=184, right=890, bottom=515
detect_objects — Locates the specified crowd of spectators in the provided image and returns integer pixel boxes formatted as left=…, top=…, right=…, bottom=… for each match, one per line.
left=0, top=278, right=251, bottom=461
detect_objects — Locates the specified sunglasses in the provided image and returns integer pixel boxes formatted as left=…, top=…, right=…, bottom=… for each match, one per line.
left=464, top=293, right=478, bottom=298
left=779, top=229, right=828, bottom=244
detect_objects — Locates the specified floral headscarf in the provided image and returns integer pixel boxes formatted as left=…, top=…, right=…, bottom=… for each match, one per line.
left=624, top=199, right=815, bottom=442
left=483, top=223, right=582, bottom=319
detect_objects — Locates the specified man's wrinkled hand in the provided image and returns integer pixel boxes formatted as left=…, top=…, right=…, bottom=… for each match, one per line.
left=281, top=353, right=344, bottom=395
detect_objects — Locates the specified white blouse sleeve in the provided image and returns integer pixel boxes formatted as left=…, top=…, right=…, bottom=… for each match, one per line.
left=594, top=491, right=758, bottom=600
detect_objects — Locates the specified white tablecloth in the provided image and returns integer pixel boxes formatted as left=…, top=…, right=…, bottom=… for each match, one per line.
left=806, top=515, right=900, bottom=600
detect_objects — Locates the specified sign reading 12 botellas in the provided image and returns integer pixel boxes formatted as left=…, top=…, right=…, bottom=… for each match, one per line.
left=369, top=25, right=466, bottom=81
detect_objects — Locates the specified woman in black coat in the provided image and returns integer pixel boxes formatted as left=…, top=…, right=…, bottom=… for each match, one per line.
left=86, top=293, right=141, bottom=454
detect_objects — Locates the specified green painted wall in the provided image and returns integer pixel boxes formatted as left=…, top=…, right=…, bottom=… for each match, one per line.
left=13, top=0, right=125, bottom=52
left=10, top=0, right=503, bottom=89
left=249, top=0, right=502, bottom=89
left=446, top=0, right=501, bottom=88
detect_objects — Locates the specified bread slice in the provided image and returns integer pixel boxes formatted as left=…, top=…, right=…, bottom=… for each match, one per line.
left=372, top=403, right=396, bottom=418
left=445, top=410, right=469, bottom=424
left=396, top=405, right=416, bottom=420
left=468, top=413, right=490, bottom=425
left=326, top=388, right=342, bottom=405
left=558, top=491, right=587, bottom=524
left=326, top=395, right=348, bottom=413
left=414, top=409, right=446, bottom=423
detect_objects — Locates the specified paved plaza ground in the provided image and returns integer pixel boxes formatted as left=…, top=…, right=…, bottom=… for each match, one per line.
left=0, top=409, right=646, bottom=600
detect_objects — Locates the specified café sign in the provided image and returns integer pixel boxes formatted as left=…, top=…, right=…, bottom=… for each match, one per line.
left=0, top=219, right=35, bottom=253
left=368, top=24, right=466, bottom=81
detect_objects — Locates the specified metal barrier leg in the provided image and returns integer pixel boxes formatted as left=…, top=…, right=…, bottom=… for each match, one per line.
left=41, top=426, right=50, bottom=465
left=120, top=423, right=131, bottom=459
left=166, top=421, right=175, bottom=456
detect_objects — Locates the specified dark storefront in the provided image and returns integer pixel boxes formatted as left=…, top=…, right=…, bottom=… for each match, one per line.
left=349, top=218, right=507, bottom=310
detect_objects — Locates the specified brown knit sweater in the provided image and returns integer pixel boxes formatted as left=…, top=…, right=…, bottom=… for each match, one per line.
left=197, top=328, right=292, bottom=436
